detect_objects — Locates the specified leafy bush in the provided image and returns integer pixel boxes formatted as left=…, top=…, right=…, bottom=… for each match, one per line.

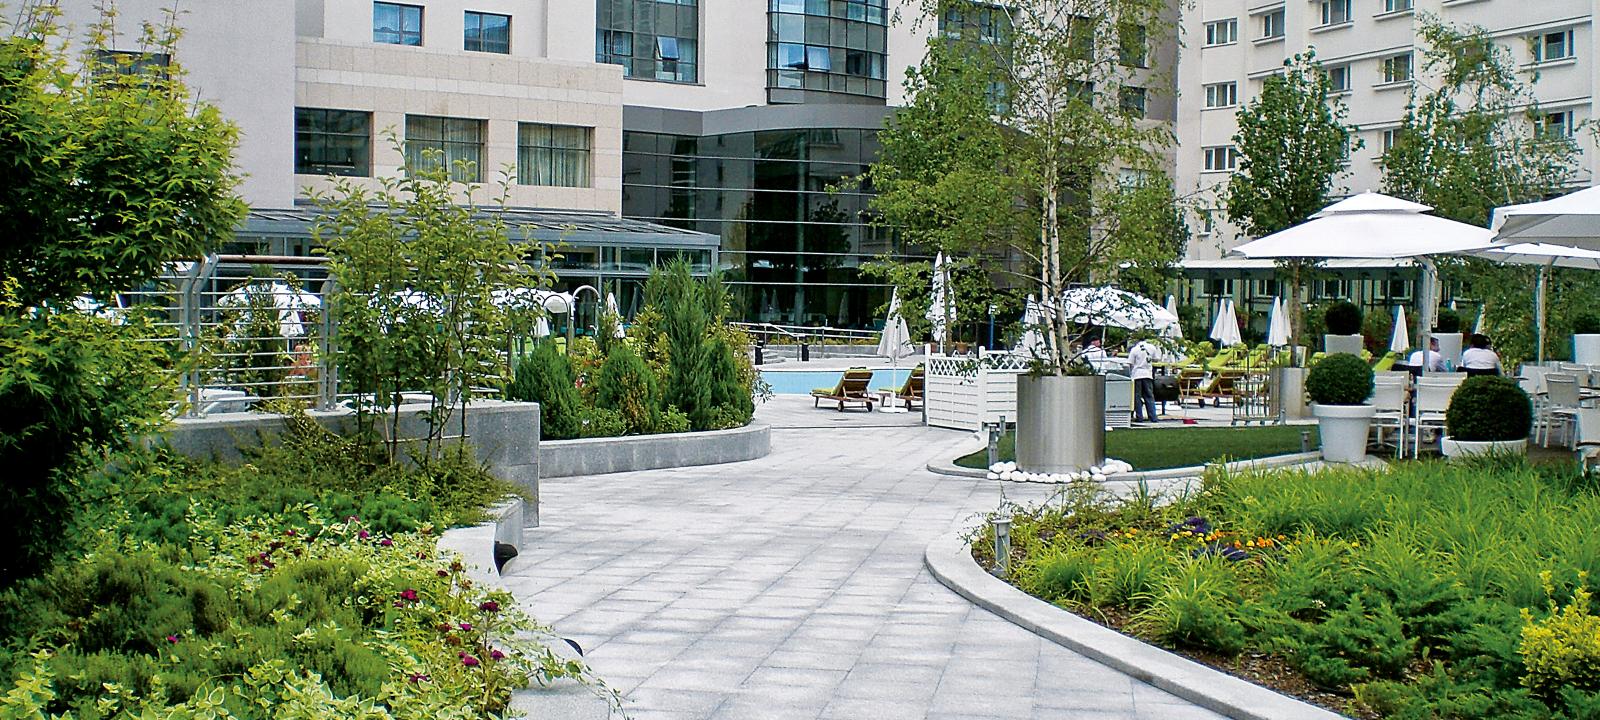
left=1574, top=313, right=1600, bottom=335
left=658, top=407, right=692, bottom=434
left=1306, top=353, right=1373, bottom=405
left=1020, top=547, right=1095, bottom=604
left=1129, top=559, right=1247, bottom=655
left=507, top=343, right=583, bottom=440
left=595, top=344, right=661, bottom=435
left=1324, top=301, right=1363, bottom=336
left=1436, top=308, right=1463, bottom=334
left=648, top=260, right=715, bottom=430
left=1446, top=375, right=1533, bottom=441
left=705, top=336, right=754, bottom=428
left=577, top=407, right=628, bottom=438
left=1520, top=572, right=1600, bottom=701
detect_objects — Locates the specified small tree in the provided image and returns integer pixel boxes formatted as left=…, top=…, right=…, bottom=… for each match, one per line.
left=595, top=344, right=661, bottom=435
left=507, top=342, right=582, bottom=440
left=646, top=259, right=714, bottom=429
left=1226, top=50, right=1356, bottom=349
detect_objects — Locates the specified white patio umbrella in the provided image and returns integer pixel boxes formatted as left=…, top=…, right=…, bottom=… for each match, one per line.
left=1231, top=192, right=1497, bottom=372
left=876, top=289, right=914, bottom=360
left=1209, top=299, right=1243, bottom=348
left=1266, top=297, right=1291, bottom=347
left=1467, top=242, right=1600, bottom=362
left=926, top=252, right=953, bottom=350
left=1059, top=286, right=1179, bottom=332
left=1207, top=299, right=1230, bottom=343
left=605, top=291, right=625, bottom=338
left=1390, top=306, right=1410, bottom=355
left=219, top=281, right=321, bottom=337
left=1015, top=294, right=1050, bottom=358
left=1163, top=295, right=1183, bottom=340
left=1490, top=186, right=1600, bottom=251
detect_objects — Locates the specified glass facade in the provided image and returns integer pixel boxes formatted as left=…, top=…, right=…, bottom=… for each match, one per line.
left=404, top=115, right=483, bottom=183
left=596, top=0, right=699, bottom=83
left=295, top=108, right=371, bottom=177
left=766, top=0, right=888, bottom=101
left=622, top=127, right=917, bottom=327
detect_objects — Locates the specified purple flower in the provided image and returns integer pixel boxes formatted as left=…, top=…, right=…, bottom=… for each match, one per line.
left=166, top=635, right=179, bottom=644
left=358, top=530, right=370, bottom=540
left=478, top=600, right=499, bottom=612
left=461, top=654, right=480, bottom=667
left=379, top=538, right=393, bottom=547
left=490, top=649, right=505, bottom=661
left=458, top=622, right=473, bottom=632
left=407, top=672, right=430, bottom=683
left=284, top=529, right=297, bottom=537
left=399, top=589, right=418, bottom=602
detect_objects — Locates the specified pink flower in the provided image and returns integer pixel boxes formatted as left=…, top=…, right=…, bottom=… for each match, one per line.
left=461, top=654, right=480, bottom=667
left=478, top=601, right=499, bottom=612
left=166, top=635, right=179, bottom=644
left=399, top=589, right=418, bottom=602
left=379, top=538, right=393, bottom=547
left=490, top=649, right=505, bottom=661
left=407, top=673, right=430, bottom=683
left=458, top=622, right=473, bottom=632
left=358, top=530, right=370, bottom=540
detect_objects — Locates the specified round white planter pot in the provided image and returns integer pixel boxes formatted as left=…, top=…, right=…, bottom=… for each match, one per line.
left=1312, top=403, right=1376, bottom=463
left=1575, top=335, right=1600, bottom=365
left=1440, top=436, right=1528, bottom=459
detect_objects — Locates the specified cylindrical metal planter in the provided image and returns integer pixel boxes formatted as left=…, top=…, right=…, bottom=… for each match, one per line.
left=1271, top=366, right=1310, bottom=420
left=1016, top=374, right=1106, bottom=473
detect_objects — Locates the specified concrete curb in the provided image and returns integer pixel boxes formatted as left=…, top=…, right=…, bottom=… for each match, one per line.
left=927, top=450, right=1325, bottom=483
left=924, top=531, right=1349, bottom=720
left=540, top=422, right=771, bottom=478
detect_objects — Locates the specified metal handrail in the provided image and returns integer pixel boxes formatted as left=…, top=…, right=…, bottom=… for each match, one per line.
left=731, top=321, right=880, bottom=345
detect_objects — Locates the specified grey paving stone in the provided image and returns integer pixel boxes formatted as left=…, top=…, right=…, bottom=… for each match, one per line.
left=508, top=396, right=1227, bottom=720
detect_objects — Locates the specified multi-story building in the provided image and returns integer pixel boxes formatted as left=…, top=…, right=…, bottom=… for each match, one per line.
left=35, top=0, right=1181, bottom=329
left=1173, top=0, right=1598, bottom=324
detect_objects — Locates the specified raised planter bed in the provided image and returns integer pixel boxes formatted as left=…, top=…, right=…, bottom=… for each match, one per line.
left=539, top=422, right=770, bottom=478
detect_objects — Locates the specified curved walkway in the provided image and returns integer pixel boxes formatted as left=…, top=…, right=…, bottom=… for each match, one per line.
left=505, top=397, right=1227, bottom=720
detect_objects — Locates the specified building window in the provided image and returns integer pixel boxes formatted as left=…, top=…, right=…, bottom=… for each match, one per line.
left=518, top=123, right=592, bottom=187
left=1319, top=0, right=1351, bottom=26
left=1204, top=278, right=1234, bottom=297
left=766, top=0, right=888, bottom=99
left=1538, top=110, right=1575, bottom=139
left=1259, top=10, right=1284, bottom=40
left=1326, top=64, right=1350, bottom=93
left=1383, top=0, right=1412, bottom=12
left=404, top=115, right=483, bottom=183
left=597, top=0, right=699, bottom=83
left=1533, top=30, right=1574, bottom=63
left=1118, top=87, right=1147, bottom=118
left=1203, top=145, right=1239, bottom=172
left=373, top=2, right=423, bottom=46
left=1198, top=208, right=1216, bottom=236
left=1118, top=23, right=1147, bottom=68
left=1381, top=52, right=1412, bottom=84
left=464, top=11, right=510, bottom=53
left=939, top=2, right=1010, bottom=45
left=1380, top=128, right=1400, bottom=154
left=1204, top=19, right=1237, bottom=47
left=1203, top=81, right=1237, bottom=108
left=295, top=108, right=371, bottom=177
left=92, top=49, right=171, bottom=81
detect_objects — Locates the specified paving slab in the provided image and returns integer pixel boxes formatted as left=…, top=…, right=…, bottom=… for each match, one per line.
left=506, top=395, right=1229, bottom=719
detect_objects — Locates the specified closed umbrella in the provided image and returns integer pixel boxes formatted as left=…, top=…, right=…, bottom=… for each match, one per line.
left=926, top=252, right=953, bottom=350
left=1208, top=299, right=1230, bottom=344
left=876, top=289, right=914, bottom=361
left=1059, top=286, right=1179, bottom=331
left=1163, top=295, right=1183, bottom=339
left=1390, top=306, right=1409, bottom=355
left=605, top=291, right=625, bottom=339
left=1211, top=299, right=1243, bottom=347
left=1015, top=294, right=1050, bottom=358
left=1266, top=297, right=1291, bottom=347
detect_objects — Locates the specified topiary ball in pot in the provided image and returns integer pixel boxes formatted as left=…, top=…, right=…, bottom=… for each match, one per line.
left=1306, top=353, right=1373, bottom=406
left=1574, top=313, right=1600, bottom=335
left=1435, top=308, right=1463, bottom=334
left=1324, top=301, right=1363, bottom=336
left=1445, top=376, right=1532, bottom=442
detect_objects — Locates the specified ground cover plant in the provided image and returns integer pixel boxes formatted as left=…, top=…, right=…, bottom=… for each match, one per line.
left=956, top=425, right=1317, bottom=471
left=0, top=420, right=610, bottom=718
left=975, top=458, right=1600, bottom=718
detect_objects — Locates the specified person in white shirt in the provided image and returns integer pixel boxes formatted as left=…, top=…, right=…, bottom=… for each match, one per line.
left=1408, top=337, right=1447, bottom=373
left=1128, top=339, right=1157, bottom=422
left=1461, top=334, right=1502, bottom=376
left=1081, top=336, right=1107, bottom=362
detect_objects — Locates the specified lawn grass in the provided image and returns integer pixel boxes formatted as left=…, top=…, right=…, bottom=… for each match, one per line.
left=955, top=424, right=1318, bottom=471
left=979, top=457, right=1600, bottom=719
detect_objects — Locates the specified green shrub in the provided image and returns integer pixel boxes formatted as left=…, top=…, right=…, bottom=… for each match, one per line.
left=507, top=342, right=583, bottom=440
left=577, top=407, right=628, bottom=438
left=595, top=344, right=661, bottom=435
left=1020, top=546, right=1095, bottom=604
left=1446, top=375, right=1533, bottom=442
left=1324, top=301, right=1363, bottom=336
left=648, top=260, right=715, bottom=430
left=1520, top=574, right=1600, bottom=701
left=1088, top=542, right=1173, bottom=609
left=705, top=336, right=754, bottom=428
left=1306, top=353, right=1373, bottom=405
left=1435, top=308, right=1463, bottom=334
left=657, top=406, right=692, bottom=434
left=1130, top=559, right=1248, bottom=655
left=1574, top=313, right=1600, bottom=335
left=1292, top=594, right=1415, bottom=688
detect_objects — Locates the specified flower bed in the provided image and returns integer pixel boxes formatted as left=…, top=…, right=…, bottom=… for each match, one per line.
left=0, top=426, right=611, bottom=717
left=974, top=458, right=1600, bottom=719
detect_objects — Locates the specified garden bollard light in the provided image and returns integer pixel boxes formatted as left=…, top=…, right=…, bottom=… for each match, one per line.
left=987, top=423, right=1000, bottom=468
left=991, top=516, right=1012, bottom=578
left=1301, top=430, right=1311, bottom=453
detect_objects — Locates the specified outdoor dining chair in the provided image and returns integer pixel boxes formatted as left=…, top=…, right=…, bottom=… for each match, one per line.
left=1541, top=373, right=1583, bottom=448
left=1370, top=376, right=1409, bottom=458
left=1412, top=375, right=1464, bottom=457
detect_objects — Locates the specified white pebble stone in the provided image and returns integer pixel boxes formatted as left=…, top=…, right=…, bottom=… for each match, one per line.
left=989, top=462, right=1004, bottom=473
left=1000, top=470, right=1014, bottom=481
left=1091, top=473, right=1107, bottom=482
left=986, top=472, right=1000, bottom=480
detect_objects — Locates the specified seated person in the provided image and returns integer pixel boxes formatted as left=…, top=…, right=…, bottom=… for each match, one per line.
left=1461, top=334, right=1502, bottom=376
left=1080, top=336, right=1107, bottom=362
left=1407, top=337, right=1447, bottom=374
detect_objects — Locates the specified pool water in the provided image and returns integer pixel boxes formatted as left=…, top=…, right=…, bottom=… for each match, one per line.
left=761, top=367, right=914, bottom=395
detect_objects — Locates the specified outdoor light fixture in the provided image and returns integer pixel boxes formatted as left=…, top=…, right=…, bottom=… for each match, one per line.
left=987, top=422, right=1001, bottom=468
left=991, top=516, right=1012, bottom=578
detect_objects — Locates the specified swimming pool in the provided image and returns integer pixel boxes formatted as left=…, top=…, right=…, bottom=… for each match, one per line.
left=760, top=367, right=914, bottom=395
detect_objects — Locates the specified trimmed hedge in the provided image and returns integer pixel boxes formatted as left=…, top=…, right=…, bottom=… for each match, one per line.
left=1307, top=353, right=1373, bottom=405
left=1445, top=375, right=1532, bottom=441
left=1324, top=301, right=1363, bottom=336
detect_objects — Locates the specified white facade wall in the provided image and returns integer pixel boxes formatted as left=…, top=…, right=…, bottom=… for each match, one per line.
left=1177, top=0, right=1599, bottom=260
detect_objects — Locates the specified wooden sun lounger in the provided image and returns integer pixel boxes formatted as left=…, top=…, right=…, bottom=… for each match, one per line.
left=811, top=368, right=876, bottom=411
